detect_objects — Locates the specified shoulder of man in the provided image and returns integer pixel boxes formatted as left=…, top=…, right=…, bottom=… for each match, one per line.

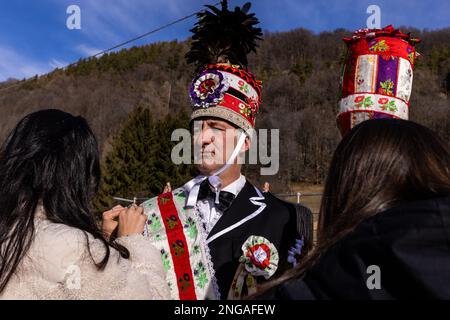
left=238, top=181, right=301, bottom=223
left=138, top=186, right=220, bottom=300
left=264, top=191, right=313, bottom=231
left=263, top=191, right=296, bottom=213
left=140, top=187, right=186, bottom=210
left=139, top=187, right=189, bottom=239
left=259, top=189, right=314, bottom=263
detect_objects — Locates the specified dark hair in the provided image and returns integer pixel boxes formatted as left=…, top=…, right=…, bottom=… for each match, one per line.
left=0, top=109, right=129, bottom=293
left=258, top=118, right=450, bottom=295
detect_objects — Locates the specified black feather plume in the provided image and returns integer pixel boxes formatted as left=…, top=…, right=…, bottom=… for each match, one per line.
left=186, top=0, right=262, bottom=70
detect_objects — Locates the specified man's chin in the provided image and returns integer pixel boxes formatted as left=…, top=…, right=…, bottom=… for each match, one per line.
left=195, top=163, right=222, bottom=176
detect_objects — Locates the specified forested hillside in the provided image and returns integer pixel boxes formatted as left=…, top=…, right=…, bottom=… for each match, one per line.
left=1, top=27, right=449, bottom=194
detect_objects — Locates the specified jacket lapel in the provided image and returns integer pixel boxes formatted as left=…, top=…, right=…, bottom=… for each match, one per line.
left=206, top=181, right=266, bottom=243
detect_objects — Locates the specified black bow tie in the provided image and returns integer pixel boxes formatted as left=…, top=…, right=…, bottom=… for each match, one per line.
left=197, top=180, right=235, bottom=212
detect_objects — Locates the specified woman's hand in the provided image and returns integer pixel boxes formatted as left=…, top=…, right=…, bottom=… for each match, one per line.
left=102, top=205, right=124, bottom=241
left=117, top=204, right=147, bottom=238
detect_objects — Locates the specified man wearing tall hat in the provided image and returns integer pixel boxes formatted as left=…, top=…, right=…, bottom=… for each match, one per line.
left=138, top=1, right=308, bottom=300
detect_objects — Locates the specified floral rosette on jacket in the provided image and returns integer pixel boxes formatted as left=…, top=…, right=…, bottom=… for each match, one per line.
left=228, top=236, right=279, bottom=299
left=337, top=25, right=420, bottom=135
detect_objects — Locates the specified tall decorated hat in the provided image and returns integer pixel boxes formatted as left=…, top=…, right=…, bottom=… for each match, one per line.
left=185, top=0, right=263, bottom=133
left=337, top=25, right=420, bottom=135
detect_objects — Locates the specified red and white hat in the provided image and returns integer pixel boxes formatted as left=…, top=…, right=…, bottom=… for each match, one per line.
left=337, top=25, right=420, bottom=135
left=185, top=0, right=263, bottom=133
left=189, top=63, right=262, bottom=132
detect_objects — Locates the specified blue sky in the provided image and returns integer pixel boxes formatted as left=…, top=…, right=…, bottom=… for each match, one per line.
left=0, top=0, right=449, bottom=81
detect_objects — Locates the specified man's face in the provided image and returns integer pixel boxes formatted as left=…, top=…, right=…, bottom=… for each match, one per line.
left=192, top=118, right=243, bottom=175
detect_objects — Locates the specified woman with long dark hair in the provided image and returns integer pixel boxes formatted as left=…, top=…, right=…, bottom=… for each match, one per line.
left=0, top=109, right=168, bottom=299
left=261, top=119, right=450, bottom=299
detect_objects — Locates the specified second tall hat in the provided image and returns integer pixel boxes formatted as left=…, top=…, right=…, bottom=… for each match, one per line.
left=337, top=25, right=420, bottom=135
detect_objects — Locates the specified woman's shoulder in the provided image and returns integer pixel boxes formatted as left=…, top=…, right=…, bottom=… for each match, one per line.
left=33, top=204, right=92, bottom=252
left=358, top=195, right=450, bottom=236
left=30, top=218, right=94, bottom=283
left=34, top=218, right=89, bottom=251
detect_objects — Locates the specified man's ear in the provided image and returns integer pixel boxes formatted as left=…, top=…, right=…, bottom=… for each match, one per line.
left=242, top=136, right=251, bottom=153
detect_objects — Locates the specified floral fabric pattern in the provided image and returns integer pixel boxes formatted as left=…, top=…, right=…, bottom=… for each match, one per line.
left=141, top=188, right=220, bottom=300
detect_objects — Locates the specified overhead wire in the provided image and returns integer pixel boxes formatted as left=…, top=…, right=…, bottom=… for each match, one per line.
left=0, top=2, right=220, bottom=94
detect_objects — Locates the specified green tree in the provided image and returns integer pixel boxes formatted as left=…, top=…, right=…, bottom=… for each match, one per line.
left=93, top=106, right=195, bottom=213
left=291, top=57, right=313, bottom=84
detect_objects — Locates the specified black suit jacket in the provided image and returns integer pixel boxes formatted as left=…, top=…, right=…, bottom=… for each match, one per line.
left=207, top=181, right=301, bottom=299
left=268, top=196, right=450, bottom=300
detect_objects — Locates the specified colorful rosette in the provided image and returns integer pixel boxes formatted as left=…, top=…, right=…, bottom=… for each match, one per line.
left=190, top=69, right=230, bottom=108
left=337, top=25, right=420, bottom=136
left=228, top=236, right=279, bottom=300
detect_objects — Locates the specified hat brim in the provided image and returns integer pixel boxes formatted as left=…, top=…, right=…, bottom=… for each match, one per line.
left=190, top=106, right=253, bottom=133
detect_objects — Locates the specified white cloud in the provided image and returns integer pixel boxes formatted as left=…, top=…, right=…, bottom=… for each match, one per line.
left=76, top=44, right=104, bottom=57
left=68, top=0, right=199, bottom=44
left=0, top=48, right=72, bottom=81
left=43, top=0, right=208, bottom=62
left=0, top=46, right=49, bottom=81
left=49, top=58, right=68, bottom=69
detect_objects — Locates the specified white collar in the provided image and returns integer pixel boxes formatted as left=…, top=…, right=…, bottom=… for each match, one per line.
left=221, top=174, right=246, bottom=197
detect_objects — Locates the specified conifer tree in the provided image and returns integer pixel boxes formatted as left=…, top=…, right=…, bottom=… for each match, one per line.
left=93, top=106, right=195, bottom=213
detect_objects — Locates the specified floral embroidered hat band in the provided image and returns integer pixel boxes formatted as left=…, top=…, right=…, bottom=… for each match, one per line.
left=189, top=64, right=262, bottom=132
left=185, top=0, right=263, bottom=133
left=337, top=25, right=421, bottom=136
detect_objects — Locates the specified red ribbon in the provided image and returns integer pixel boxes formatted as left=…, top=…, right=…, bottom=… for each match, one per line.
left=157, top=193, right=197, bottom=300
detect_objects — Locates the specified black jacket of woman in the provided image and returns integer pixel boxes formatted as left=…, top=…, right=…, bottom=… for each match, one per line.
left=268, top=196, right=450, bottom=299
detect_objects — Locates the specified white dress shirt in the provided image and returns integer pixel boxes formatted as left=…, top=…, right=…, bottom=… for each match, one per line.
left=196, top=174, right=246, bottom=235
